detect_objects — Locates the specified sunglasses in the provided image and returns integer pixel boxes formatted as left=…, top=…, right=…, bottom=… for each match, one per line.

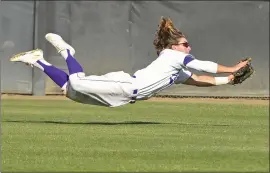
left=178, top=42, right=190, bottom=48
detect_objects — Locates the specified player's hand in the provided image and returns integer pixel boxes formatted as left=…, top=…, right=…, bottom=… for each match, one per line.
left=228, top=74, right=235, bottom=82
left=229, top=57, right=254, bottom=85
left=232, top=59, right=250, bottom=73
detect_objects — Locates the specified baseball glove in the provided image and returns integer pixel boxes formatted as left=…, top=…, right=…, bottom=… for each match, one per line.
left=230, top=57, right=254, bottom=85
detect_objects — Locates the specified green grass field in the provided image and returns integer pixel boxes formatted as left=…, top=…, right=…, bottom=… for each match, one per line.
left=1, top=98, right=269, bottom=172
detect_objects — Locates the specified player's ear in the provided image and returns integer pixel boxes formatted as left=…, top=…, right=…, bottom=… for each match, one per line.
left=171, top=44, right=177, bottom=50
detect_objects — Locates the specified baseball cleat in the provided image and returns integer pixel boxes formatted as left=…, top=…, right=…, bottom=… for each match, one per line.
left=10, top=49, right=44, bottom=67
left=45, top=33, right=75, bottom=56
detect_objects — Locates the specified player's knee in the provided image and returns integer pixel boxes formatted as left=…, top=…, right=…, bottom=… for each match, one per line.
left=61, top=82, right=68, bottom=96
left=62, top=88, right=67, bottom=95
left=70, top=80, right=85, bottom=93
left=68, top=73, right=86, bottom=92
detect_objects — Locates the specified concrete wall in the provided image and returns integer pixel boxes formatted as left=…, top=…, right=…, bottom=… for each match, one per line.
left=0, top=1, right=35, bottom=94
left=1, top=1, right=269, bottom=97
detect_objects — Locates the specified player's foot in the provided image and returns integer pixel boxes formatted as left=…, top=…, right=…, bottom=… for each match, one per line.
left=45, top=33, right=75, bottom=56
left=10, top=49, right=44, bottom=67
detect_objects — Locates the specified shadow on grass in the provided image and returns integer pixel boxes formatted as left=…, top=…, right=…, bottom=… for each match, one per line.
left=4, top=120, right=231, bottom=126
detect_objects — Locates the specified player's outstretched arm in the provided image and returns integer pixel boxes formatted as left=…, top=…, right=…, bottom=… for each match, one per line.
left=182, top=73, right=234, bottom=87
left=216, top=60, right=249, bottom=73
left=184, top=56, right=249, bottom=74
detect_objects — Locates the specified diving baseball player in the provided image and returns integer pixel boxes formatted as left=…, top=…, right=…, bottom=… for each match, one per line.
left=9, top=17, right=253, bottom=107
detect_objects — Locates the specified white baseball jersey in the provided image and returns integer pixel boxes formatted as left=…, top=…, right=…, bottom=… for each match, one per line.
left=133, top=49, right=193, bottom=100
left=65, top=49, right=215, bottom=107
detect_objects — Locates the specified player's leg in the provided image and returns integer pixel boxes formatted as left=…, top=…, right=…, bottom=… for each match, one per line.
left=36, top=59, right=69, bottom=92
left=45, top=33, right=84, bottom=76
left=45, top=33, right=137, bottom=107
left=10, top=49, right=69, bottom=92
left=45, top=33, right=89, bottom=96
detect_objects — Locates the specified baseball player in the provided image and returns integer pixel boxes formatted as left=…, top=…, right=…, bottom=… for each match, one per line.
left=10, top=17, right=250, bottom=107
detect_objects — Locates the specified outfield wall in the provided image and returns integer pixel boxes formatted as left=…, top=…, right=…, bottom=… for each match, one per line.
left=0, top=1, right=269, bottom=97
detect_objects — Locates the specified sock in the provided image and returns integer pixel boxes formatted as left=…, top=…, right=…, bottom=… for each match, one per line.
left=36, top=60, right=69, bottom=88
left=62, top=49, right=84, bottom=75
left=33, top=59, right=50, bottom=71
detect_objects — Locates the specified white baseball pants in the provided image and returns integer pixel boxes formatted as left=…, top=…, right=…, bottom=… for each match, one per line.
left=65, top=71, right=138, bottom=107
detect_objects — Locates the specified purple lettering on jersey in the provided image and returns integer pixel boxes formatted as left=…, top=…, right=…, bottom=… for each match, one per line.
left=183, top=54, right=195, bottom=66
left=169, top=77, right=174, bottom=84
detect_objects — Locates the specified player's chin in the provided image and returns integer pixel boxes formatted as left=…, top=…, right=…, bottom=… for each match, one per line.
left=186, top=50, right=191, bottom=54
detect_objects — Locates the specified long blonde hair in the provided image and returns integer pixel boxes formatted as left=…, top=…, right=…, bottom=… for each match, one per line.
left=153, top=16, right=185, bottom=55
